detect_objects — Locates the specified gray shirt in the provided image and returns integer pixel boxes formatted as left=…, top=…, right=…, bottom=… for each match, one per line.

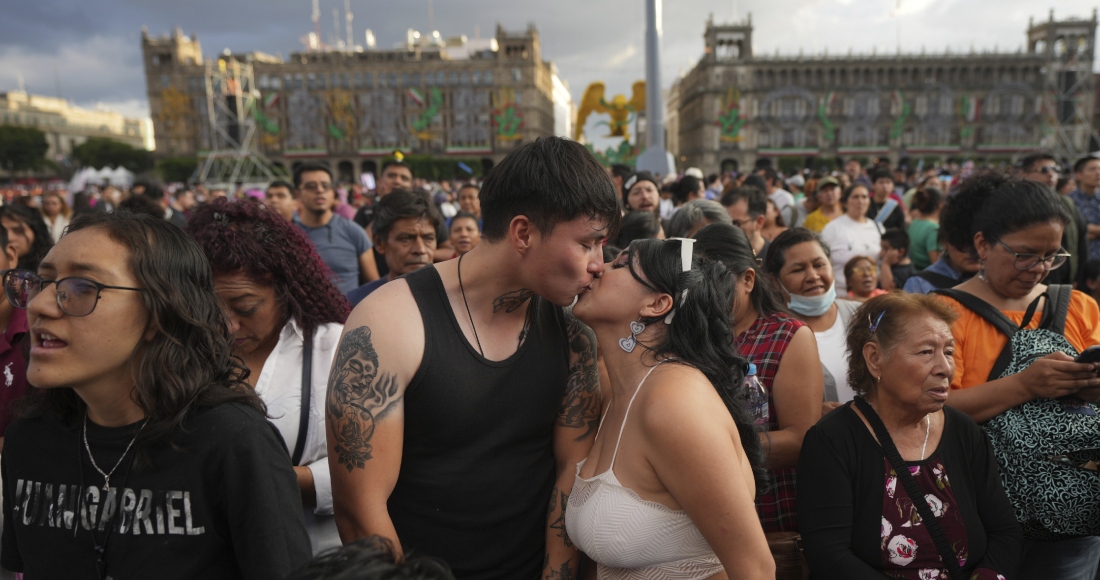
left=296, top=214, right=373, bottom=294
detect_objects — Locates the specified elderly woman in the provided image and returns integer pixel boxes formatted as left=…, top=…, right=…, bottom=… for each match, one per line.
left=764, top=228, right=861, bottom=404
left=566, top=238, right=774, bottom=578
left=935, top=172, right=1100, bottom=578
left=187, top=198, right=351, bottom=554
left=798, top=293, right=1022, bottom=580
left=667, top=199, right=732, bottom=239
left=694, top=223, right=823, bottom=540
left=0, top=211, right=310, bottom=578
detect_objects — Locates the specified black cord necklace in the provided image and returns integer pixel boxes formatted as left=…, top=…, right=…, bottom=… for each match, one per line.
left=78, top=414, right=143, bottom=580
left=457, top=252, right=485, bottom=356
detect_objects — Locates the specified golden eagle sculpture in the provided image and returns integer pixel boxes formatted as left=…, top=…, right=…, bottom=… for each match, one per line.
left=574, top=81, right=646, bottom=142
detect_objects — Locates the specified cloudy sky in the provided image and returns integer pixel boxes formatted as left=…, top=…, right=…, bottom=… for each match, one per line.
left=1, top=0, right=1094, bottom=129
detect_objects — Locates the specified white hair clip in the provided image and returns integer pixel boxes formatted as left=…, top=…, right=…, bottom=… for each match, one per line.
left=664, top=238, right=695, bottom=324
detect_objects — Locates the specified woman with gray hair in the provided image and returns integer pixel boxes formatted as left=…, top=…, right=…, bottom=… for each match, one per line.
left=797, top=292, right=1021, bottom=580
left=666, top=199, right=731, bottom=239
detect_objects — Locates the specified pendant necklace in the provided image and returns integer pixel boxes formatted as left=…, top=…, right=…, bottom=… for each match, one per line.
left=82, top=413, right=146, bottom=492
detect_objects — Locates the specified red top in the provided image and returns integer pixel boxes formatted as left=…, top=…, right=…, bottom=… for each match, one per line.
left=737, top=310, right=806, bottom=533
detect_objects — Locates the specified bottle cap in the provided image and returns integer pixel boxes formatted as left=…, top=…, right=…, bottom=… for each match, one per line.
left=747, top=363, right=757, bottom=375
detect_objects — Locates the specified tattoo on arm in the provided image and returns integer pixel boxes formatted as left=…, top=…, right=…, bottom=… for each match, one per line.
left=326, top=326, right=400, bottom=472
left=492, top=288, right=535, bottom=313
left=558, top=314, right=601, bottom=440
left=542, top=555, right=577, bottom=580
left=547, top=486, right=572, bottom=548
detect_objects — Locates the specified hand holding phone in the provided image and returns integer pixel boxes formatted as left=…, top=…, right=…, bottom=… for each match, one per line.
left=1075, top=346, right=1100, bottom=365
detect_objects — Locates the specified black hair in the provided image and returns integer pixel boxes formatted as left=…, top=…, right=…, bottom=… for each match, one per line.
left=479, top=137, right=621, bottom=242
left=119, top=195, right=166, bottom=219
left=629, top=238, right=766, bottom=492
left=881, top=229, right=910, bottom=257
left=0, top=205, right=54, bottom=272
left=762, top=227, right=830, bottom=276
left=672, top=176, right=702, bottom=205
left=616, top=210, right=663, bottom=247
left=457, top=183, right=479, bottom=194
left=449, top=211, right=480, bottom=232
left=720, top=186, right=767, bottom=218
left=293, top=162, right=333, bottom=188
left=693, top=223, right=788, bottom=317
left=870, top=168, right=893, bottom=183
left=1085, top=258, right=1100, bottom=282
left=911, top=186, right=943, bottom=216
left=372, top=189, right=441, bottom=243
left=1056, top=176, right=1074, bottom=192
left=760, top=167, right=779, bottom=185
left=1074, top=156, right=1100, bottom=174
left=267, top=180, right=295, bottom=192
left=137, top=181, right=166, bottom=201
left=381, top=159, right=413, bottom=177
left=610, top=164, right=633, bottom=180
left=287, top=535, right=455, bottom=580
left=1019, top=152, right=1057, bottom=172
left=0, top=219, right=8, bottom=250
left=17, top=211, right=264, bottom=456
left=743, top=174, right=768, bottom=192
left=706, top=173, right=720, bottom=185
left=940, top=171, right=1070, bottom=254
left=841, top=182, right=869, bottom=204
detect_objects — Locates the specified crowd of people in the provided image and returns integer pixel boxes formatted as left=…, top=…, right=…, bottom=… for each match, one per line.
left=0, top=139, right=1096, bottom=580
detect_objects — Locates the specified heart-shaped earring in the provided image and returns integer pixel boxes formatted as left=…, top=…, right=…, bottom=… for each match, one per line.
left=619, top=336, right=637, bottom=353
left=630, top=321, right=645, bottom=335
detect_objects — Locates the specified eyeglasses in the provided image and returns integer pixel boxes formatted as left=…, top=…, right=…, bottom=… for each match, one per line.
left=300, top=182, right=333, bottom=192
left=3, top=269, right=144, bottom=317
left=994, top=239, right=1070, bottom=272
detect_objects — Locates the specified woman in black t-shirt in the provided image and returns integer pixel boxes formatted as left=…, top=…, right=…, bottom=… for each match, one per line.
left=0, top=211, right=311, bottom=580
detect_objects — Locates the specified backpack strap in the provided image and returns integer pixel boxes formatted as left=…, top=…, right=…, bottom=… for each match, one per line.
left=1040, top=284, right=1072, bottom=335
left=933, top=288, right=1019, bottom=381
left=915, top=270, right=958, bottom=290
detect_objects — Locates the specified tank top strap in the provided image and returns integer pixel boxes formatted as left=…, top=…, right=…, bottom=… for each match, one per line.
left=609, top=360, right=669, bottom=470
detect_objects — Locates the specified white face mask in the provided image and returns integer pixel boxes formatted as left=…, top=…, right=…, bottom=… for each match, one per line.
left=787, top=283, right=837, bottom=317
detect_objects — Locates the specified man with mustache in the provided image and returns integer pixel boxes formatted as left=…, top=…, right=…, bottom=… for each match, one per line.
left=346, top=189, right=439, bottom=308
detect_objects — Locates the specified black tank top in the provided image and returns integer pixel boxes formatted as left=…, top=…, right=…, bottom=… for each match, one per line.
left=390, top=266, right=569, bottom=579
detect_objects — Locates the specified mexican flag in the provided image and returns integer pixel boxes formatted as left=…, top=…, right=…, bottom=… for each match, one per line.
left=263, top=92, right=280, bottom=109
left=958, top=96, right=980, bottom=122
left=407, top=88, right=425, bottom=107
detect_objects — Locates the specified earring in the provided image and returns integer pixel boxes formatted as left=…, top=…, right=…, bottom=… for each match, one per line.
left=977, top=260, right=987, bottom=283
left=619, top=320, right=645, bottom=353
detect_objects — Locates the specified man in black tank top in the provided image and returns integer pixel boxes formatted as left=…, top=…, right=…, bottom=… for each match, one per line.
left=326, top=137, right=622, bottom=579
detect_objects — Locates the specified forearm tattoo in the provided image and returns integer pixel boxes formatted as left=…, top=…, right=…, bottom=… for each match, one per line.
left=558, top=314, right=601, bottom=440
left=547, top=486, right=572, bottom=548
left=493, top=288, right=535, bottom=313
left=326, top=326, right=400, bottom=472
left=542, top=557, right=577, bottom=580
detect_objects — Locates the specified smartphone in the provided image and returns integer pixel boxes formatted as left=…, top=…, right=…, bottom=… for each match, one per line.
left=1075, top=346, right=1100, bottom=364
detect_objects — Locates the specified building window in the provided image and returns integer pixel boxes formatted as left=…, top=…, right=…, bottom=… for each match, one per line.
left=472, top=72, right=481, bottom=85
left=389, top=72, right=398, bottom=86
left=160, top=75, right=170, bottom=88
left=410, top=73, right=420, bottom=86
left=450, top=72, right=459, bottom=85
left=512, top=68, right=521, bottom=83
left=484, top=71, right=493, bottom=84
left=437, top=71, right=446, bottom=85
left=460, top=72, right=470, bottom=85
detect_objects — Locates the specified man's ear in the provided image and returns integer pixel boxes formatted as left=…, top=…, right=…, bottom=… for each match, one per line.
left=508, top=215, right=535, bottom=254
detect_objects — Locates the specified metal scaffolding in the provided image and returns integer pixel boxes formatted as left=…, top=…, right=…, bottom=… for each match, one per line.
left=197, top=57, right=287, bottom=187
left=1035, top=12, right=1100, bottom=161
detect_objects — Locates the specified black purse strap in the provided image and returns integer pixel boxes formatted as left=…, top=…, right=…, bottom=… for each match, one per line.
left=853, top=397, right=965, bottom=580
left=292, top=328, right=314, bottom=466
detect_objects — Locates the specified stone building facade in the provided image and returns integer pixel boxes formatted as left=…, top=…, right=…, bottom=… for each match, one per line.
left=142, top=25, right=566, bottom=180
left=0, top=91, right=152, bottom=160
left=672, top=11, right=1097, bottom=173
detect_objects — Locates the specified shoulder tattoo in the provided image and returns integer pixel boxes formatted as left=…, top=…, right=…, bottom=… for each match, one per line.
left=326, top=326, right=401, bottom=472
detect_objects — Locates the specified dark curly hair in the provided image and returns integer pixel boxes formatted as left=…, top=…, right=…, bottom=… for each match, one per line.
left=0, top=204, right=54, bottom=271
left=940, top=171, right=1070, bottom=255
left=628, top=238, right=767, bottom=493
left=187, top=198, right=349, bottom=333
left=17, top=211, right=264, bottom=455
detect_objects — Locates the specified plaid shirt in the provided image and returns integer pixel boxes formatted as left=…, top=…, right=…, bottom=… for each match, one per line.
left=737, top=311, right=806, bottom=533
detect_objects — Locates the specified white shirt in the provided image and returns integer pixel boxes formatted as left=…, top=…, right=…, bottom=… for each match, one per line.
left=44, top=214, right=70, bottom=243
left=815, top=306, right=856, bottom=404
left=255, top=319, right=344, bottom=553
left=821, top=214, right=882, bottom=293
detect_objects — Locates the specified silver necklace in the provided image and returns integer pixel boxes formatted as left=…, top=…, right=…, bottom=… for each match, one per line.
left=82, top=414, right=145, bottom=492
left=920, top=414, right=931, bottom=460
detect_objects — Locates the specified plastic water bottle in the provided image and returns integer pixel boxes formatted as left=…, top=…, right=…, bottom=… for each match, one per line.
left=744, top=363, right=769, bottom=426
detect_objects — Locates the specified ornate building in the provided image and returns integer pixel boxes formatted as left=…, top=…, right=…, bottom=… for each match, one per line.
left=672, top=11, right=1097, bottom=173
left=142, top=25, right=567, bottom=180
left=0, top=91, right=152, bottom=159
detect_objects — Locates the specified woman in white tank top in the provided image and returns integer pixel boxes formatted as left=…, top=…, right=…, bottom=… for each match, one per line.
left=566, top=238, right=775, bottom=579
